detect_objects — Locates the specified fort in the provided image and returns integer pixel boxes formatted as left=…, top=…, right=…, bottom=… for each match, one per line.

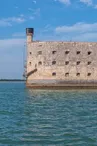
left=25, top=28, right=97, bottom=89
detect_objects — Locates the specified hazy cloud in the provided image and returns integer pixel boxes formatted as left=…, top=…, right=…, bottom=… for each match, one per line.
left=55, top=22, right=97, bottom=33
left=0, top=16, right=26, bottom=27
left=58, top=0, right=71, bottom=5
left=80, top=0, right=92, bottom=5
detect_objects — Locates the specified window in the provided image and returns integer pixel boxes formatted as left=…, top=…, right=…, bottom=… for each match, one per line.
left=52, top=72, right=56, bottom=76
left=29, top=62, right=31, bottom=65
left=87, top=62, right=91, bottom=65
left=39, top=45, right=42, bottom=47
left=52, top=61, right=56, bottom=65
left=38, top=51, right=42, bottom=55
left=87, top=73, right=91, bottom=76
left=38, top=61, right=42, bottom=65
left=76, top=73, right=80, bottom=77
left=77, top=51, right=80, bottom=54
left=30, top=52, right=32, bottom=55
left=88, top=51, right=92, bottom=55
left=77, top=61, right=80, bottom=65
left=65, top=51, right=69, bottom=54
left=52, top=51, right=57, bottom=54
left=65, top=73, right=69, bottom=77
left=65, top=61, right=69, bottom=65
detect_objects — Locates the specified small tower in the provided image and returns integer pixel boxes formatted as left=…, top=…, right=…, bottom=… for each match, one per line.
left=26, top=28, right=34, bottom=43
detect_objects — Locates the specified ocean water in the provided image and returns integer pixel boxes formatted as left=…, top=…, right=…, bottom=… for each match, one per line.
left=0, top=83, right=97, bottom=145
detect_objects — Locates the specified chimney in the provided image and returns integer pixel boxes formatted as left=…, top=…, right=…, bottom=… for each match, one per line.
left=26, top=28, right=34, bottom=43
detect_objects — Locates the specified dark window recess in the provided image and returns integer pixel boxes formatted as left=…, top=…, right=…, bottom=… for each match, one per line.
left=38, top=51, right=42, bottom=55
left=77, top=51, right=81, bottom=54
left=87, top=73, right=91, bottom=76
left=65, top=73, right=69, bottom=77
left=38, top=61, right=42, bottom=65
left=39, top=45, right=42, bottom=47
left=29, top=62, right=31, bottom=65
left=65, top=61, right=69, bottom=65
left=76, top=73, right=80, bottom=76
left=65, top=51, right=69, bottom=54
left=88, top=51, right=92, bottom=55
left=30, top=52, right=32, bottom=55
left=52, top=61, right=56, bottom=65
left=77, top=61, right=80, bottom=65
left=52, top=72, right=56, bottom=76
left=87, top=62, right=91, bottom=65
left=52, top=51, right=57, bottom=54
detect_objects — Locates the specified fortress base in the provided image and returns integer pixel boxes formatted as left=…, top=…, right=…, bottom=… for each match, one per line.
left=26, top=83, right=97, bottom=90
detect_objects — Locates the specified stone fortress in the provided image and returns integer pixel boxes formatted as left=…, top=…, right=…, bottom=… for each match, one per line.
left=25, top=28, right=97, bottom=89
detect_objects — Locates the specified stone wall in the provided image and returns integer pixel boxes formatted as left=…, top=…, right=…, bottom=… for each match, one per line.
left=26, top=41, right=97, bottom=84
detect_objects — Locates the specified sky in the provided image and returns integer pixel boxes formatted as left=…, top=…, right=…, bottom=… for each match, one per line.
left=0, top=0, right=97, bottom=79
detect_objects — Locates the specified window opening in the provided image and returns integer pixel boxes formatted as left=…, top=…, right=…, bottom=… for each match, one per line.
left=38, top=61, right=42, bottom=65
left=87, top=62, right=91, bottom=65
left=65, top=61, right=69, bottom=65
left=52, top=72, right=56, bottom=76
left=77, top=51, right=80, bottom=54
left=65, top=73, right=69, bottom=77
left=65, top=51, right=69, bottom=54
left=88, top=51, right=92, bottom=55
left=76, top=73, right=80, bottom=77
left=52, top=61, right=56, bottom=65
left=77, top=61, right=80, bottom=65
left=38, top=51, right=42, bottom=55
left=52, top=51, right=57, bottom=54
left=87, top=73, right=91, bottom=76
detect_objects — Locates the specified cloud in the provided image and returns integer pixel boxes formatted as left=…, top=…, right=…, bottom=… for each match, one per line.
left=58, top=0, right=71, bottom=5
left=33, top=0, right=36, bottom=4
left=43, top=22, right=97, bottom=42
left=80, top=0, right=92, bottom=5
left=94, top=5, right=97, bottom=9
left=0, top=16, right=26, bottom=27
left=55, top=22, right=97, bottom=34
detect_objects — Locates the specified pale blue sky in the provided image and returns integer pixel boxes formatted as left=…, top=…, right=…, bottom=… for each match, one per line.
left=0, top=0, right=97, bottom=79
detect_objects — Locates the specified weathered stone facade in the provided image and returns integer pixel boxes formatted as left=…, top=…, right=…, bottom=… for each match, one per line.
left=26, top=28, right=97, bottom=87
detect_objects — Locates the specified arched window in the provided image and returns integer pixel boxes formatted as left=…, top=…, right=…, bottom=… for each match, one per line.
left=38, top=61, right=42, bottom=65
left=65, top=73, right=69, bottom=77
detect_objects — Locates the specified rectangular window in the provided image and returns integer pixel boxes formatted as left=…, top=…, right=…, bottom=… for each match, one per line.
left=52, top=51, right=57, bottom=54
left=38, top=51, right=42, bottom=55
left=76, top=51, right=80, bottom=54
left=87, top=73, right=91, bottom=76
left=88, top=51, right=92, bottom=55
left=77, top=61, right=80, bottom=65
left=39, top=45, right=42, bottom=47
left=30, top=52, right=32, bottom=55
left=65, top=61, right=69, bottom=65
left=87, top=62, right=91, bottom=65
left=52, top=72, right=56, bottom=76
left=52, top=61, right=56, bottom=65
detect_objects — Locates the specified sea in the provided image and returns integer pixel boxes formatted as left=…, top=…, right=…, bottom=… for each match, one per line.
left=0, top=82, right=97, bottom=146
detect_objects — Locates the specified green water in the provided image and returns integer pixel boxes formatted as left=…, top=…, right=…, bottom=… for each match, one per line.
left=0, top=82, right=97, bottom=145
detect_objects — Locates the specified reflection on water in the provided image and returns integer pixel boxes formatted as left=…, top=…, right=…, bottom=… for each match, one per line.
left=0, top=83, right=97, bottom=145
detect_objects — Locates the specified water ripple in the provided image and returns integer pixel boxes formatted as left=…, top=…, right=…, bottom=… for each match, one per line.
left=0, top=83, right=97, bottom=145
